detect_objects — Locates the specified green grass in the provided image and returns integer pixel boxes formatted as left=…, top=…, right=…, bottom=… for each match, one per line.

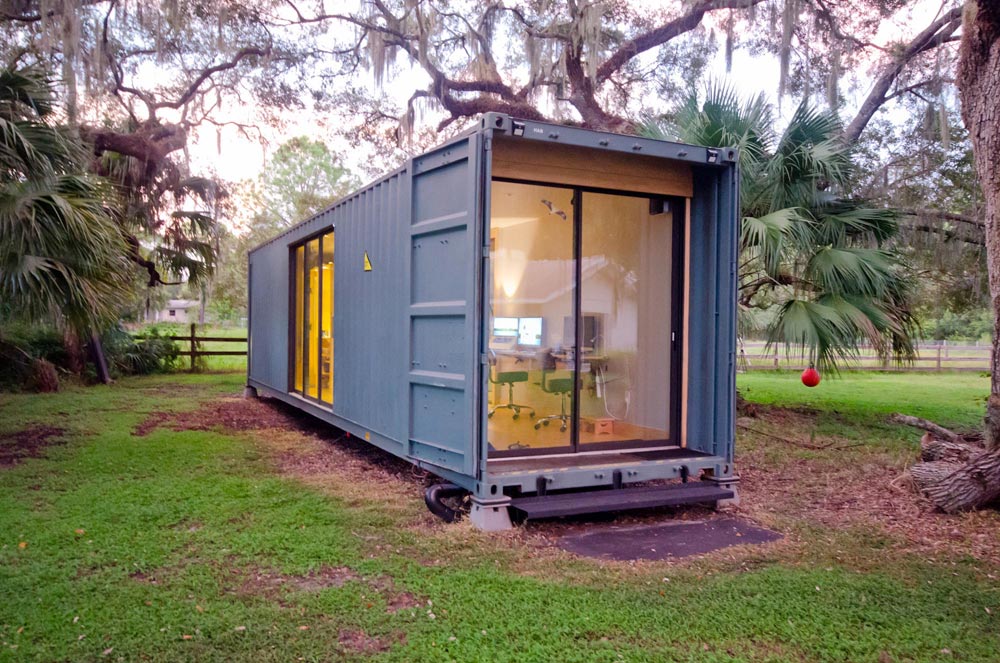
left=1, top=373, right=998, bottom=661
left=737, top=371, right=988, bottom=430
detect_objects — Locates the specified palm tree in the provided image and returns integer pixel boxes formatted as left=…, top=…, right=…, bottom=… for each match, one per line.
left=644, top=86, right=916, bottom=369
left=0, top=66, right=130, bottom=346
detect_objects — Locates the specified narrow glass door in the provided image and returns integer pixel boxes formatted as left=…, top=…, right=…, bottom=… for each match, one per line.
left=578, top=191, right=675, bottom=450
left=487, top=181, right=576, bottom=456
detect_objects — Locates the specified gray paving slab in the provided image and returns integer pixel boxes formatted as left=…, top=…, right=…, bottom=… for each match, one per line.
left=558, top=517, right=781, bottom=561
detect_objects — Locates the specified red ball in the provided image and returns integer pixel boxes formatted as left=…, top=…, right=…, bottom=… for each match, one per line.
left=801, top=366, right=821, bottom=387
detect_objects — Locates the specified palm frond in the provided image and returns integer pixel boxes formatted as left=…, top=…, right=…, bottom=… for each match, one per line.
left=767, top=299, right=860, bottom=370
left=741, top=207, right=809, bottom=275
left=806, top=246, right=896, bottom=297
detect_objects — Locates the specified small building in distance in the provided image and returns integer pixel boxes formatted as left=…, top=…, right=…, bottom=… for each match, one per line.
left=147, top=299, right=200, bottom=324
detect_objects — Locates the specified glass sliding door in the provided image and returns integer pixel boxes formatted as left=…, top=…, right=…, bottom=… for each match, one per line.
left=487, top=181, right=575, bottom=456
left=305, top=238, right=320, bottom=399
left=579, top=192, right=674, bottom=450
left=320, top=235, right=334, bottom=404
left=487, top=180, right=679, bottom=458
left=291, top=231, right=335, bottom=405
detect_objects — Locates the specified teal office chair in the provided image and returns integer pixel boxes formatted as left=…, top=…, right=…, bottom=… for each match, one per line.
left=488, top=352, right=535, bottom=420
left=534, top=368, right=573, bottom=433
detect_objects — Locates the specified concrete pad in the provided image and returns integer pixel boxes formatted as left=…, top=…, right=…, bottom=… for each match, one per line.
left=557, top=518, right=781, bottom=561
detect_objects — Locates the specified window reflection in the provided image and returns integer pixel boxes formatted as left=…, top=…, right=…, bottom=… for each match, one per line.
left=487, top=181, right=676, bottom=457
left=488, top=182, right=575, bottom=454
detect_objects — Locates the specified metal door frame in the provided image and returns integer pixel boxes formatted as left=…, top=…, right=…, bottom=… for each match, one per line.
left=484, top=176, right=687, bottom=458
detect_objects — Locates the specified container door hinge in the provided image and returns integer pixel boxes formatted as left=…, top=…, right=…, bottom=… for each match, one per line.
left=482, top=245, right=490, bottom=258
left=480, top=353, right=490, bottom=365
left=484, top=137, right=492, bottom=152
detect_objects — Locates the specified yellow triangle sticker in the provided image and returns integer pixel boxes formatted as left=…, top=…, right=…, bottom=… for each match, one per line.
left=363, top=251, right=373, bottom=272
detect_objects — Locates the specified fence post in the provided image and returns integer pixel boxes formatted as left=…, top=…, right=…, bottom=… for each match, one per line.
left=937, top=346, right=942, bottom=372
left=773, top=348, right=779, bottom=369
left=189, top=323, right=196, bottom=372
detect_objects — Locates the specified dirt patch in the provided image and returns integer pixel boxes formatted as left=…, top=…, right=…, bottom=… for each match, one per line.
left=228, top=565, right=361, bottom=599
left=337, top=628, right=401, bottom=654
left=130, top=570, right=161, bottom=585
left=133, top=397, right=302, bottom=437
left=0, top=426, right=66, bottom=466
left=133, top=411, right=171, bottom=437
left=367, top=575, right=427, bottom=614
left=385, top=591, right=423, bottom=613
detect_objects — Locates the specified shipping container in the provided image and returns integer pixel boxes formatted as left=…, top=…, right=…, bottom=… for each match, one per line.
left=246, top=113, right=739, bottom=530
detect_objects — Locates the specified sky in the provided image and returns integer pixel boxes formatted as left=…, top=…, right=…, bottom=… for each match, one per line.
left=181, top=0, right=952, bottom=218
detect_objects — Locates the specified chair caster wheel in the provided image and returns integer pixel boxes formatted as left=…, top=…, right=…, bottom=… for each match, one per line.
left=529, top=411, right=536, bottom=418
left=513, top=413, right=519, bottom=420
left=534, top=423, right=541, bottom=430
left=488, top=412, right=494, bottom=419
left=543, top=420, right=550, bottom=426
left=560, top=425, right=567, bottom=433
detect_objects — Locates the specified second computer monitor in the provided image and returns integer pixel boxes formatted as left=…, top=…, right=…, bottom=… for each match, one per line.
left=517, top=317, right=543, bottom=347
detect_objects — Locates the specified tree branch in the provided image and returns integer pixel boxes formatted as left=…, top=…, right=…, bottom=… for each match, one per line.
left=596, top=0, right=767, bottom=83
left=125, top=235, right=181, bottom=287
left=843, top=7, right=962, bottom=144
left=899, top=207, right=984, bottom=229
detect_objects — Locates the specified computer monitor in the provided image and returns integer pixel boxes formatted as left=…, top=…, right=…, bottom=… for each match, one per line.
left=563, top=314, right=603, bottom=351
left=517, top=317, right=543, bottom=347
left=492, top=317, right=519, bottom=338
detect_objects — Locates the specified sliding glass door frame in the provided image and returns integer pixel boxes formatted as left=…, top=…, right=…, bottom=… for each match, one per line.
left=487, top=177, right=686, bottom=457
left=288, top=228, right=335, bottom=408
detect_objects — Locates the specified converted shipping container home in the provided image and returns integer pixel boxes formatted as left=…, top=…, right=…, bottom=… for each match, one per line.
left=247, top=114, right=739, bottom=530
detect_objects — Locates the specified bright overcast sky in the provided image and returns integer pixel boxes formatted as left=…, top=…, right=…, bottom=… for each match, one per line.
left=184, top=0, right=951, bottom=196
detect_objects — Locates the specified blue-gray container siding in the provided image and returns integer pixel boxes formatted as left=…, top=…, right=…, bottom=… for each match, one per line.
left=248, top=122, right=738, bottom=488
left=686, top=166, right=738, bottom=464
left=406, top=136, right=481, bottom=477
left=249, top=169, right=410, bottom=455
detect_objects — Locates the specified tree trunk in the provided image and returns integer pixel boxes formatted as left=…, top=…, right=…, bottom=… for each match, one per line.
left=958, top=1, right=1000, bottom=450
left=917, top=450, right=1000, bottom=513
left=62, top=328, right=84, bottom=375
left=88, top=331, right=112, bottom=385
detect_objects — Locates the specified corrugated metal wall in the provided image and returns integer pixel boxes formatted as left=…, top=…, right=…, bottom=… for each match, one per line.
left=247, top=240, right=289, bottom=392
left=685, top=165, right=738, bottom=464
left=248, top=115, right=739, bottom=487
left=333, top=171, right=409, bottom=446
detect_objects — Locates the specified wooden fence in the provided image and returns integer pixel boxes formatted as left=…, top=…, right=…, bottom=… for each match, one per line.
left=740, top=341, right=990, bottom=373
left=165, top=323, right=247, bottom=371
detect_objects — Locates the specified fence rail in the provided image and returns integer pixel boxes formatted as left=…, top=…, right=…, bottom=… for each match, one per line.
left=155, top=323, right=247, bottom=371
left=740, top=342, right=990, bottom=373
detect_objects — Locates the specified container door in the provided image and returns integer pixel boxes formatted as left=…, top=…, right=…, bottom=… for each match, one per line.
left=405, top=136, right=483, bottom=476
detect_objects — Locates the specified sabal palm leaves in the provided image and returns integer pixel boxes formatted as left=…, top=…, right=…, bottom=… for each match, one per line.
left=0, top=66, right=130, bottom=331
left=644, top=84, right=915, bottom=369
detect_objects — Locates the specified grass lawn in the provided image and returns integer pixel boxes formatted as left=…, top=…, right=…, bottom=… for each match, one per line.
left=1, top=371, right=998, bottom=662
left=737, top=371, right=989, bottom=430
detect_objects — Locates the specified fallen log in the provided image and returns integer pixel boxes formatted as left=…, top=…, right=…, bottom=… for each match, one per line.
left=890, top=413, right=961, bottom=443
left=910, top=460, right=963, bottom=488
left=897, top=414, right=1000, bottom=513
left=917, top=448, right=1000, bottom=513
left=920, top=433, right=985, bottom=463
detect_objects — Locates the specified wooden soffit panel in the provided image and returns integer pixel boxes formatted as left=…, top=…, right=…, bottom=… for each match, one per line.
left=491, top=137, right=693, bottom=198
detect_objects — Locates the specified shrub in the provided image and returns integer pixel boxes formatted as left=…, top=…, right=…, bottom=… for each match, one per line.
left=100, top=324, right=179, bottom=377
left=0, top=324, right=69, bottom=391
